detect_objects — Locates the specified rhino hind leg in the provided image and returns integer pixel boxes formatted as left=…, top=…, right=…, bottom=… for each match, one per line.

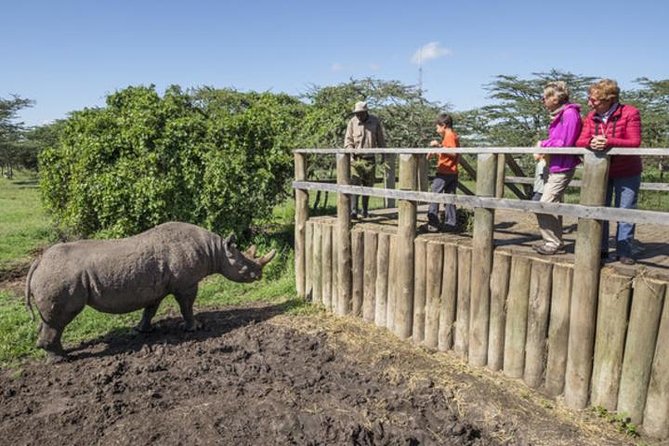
left=175, top=286, right=201, bottom=331
left=135, top=302, right=161, bottom=333
left=37, top=322, right=67, bottom=361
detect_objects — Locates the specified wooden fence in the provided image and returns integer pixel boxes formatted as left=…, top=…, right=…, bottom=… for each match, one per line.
left=293, top=147, right=669, bottom=439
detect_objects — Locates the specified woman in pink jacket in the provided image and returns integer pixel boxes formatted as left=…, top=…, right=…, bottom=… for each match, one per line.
left=576, top=79, right=642, bottom=265
left=534, top=81, right=582, bottom=255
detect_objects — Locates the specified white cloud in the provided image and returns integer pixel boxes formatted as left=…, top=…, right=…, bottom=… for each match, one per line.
left=411, top=42, right=452, bottom=65
left=331, top=63, right=344, bottom=72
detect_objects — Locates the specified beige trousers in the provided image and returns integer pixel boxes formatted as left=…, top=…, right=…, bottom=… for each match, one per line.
left=537, top=169, right=575, bottom=249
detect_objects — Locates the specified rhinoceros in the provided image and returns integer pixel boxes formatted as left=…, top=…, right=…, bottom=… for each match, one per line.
left=25, top=222, right=275, bottom=360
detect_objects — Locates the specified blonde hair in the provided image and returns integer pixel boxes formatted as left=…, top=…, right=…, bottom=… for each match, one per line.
left=543, top=81, right=570, bottom=104
left=589, top=79, right=620, bottom=103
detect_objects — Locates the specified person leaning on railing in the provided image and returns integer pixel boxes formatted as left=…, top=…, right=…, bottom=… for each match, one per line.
left=576, top=79, right=642, bottom=266
left=534, top=81, right=583, bottom=256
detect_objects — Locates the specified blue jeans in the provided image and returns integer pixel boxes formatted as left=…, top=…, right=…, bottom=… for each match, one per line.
left=602, top=174, right=641, bottom=258
left=428, top=173, right=458, bottom=227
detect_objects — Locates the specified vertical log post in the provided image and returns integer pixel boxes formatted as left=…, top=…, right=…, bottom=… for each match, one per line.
left=305, top=221, right=313, bottom=301
left=488, top=251, right=511, bottom=371
left=495, top=154, right=506, bottom=198
left=544, top=264, right=574, bottom=396
left=503, top=256, right=531, bottom=378
left=424, top=241, right=444, bottom=349
left=375, top=233, right=390, bottom=327
left=454, top=245, right=472, bottom=359
left=351, top=229, right=364, bottom=316
left=322, top=224, right=333, bottom=311
left=412, top=239, right=427, bottom=343
left=438, top=244, right=458, bottom=352
left=395, top=154, right=417, bottom=339
left=469, top=153, right=497, bottom=366
left=336, top=153, right=352, bottom=316
left=565, top=151, right=609, bottom=409
left=294, top=152, right=308, bottom=298
left=312, top=223, right=323, bottom=305
left=524, top=260, right=553, bottom=388
left=590, top=270, right=633, bottom=410
left=643, top=286, right=669, bottom=438
left=383, top=153, right=396, bottom=208
left=362, top=231, right=378, bottom=322
left=617, top=280, right=666, bottom=424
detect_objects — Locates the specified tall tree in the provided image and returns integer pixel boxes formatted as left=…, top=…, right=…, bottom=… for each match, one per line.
left=0, top=94, right=34, bottom=178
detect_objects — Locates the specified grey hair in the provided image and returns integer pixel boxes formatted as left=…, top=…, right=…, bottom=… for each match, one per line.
left=543, top=81, right=570, bottom=104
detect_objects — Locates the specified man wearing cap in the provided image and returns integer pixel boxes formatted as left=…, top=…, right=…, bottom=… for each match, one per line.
left=344, top=101, right=386, bottom=218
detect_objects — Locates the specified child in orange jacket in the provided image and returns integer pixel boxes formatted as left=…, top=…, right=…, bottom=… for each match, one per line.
left=425, top=113, right=459, bottom=232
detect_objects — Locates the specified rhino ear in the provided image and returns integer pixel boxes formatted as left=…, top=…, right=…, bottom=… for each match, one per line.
left=225, top=233, right=237, bottom=248
left=244, top=245, right=257, bottom=259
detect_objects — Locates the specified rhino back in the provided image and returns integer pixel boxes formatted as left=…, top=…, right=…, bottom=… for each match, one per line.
left=31, top=222, right=219, bottom=314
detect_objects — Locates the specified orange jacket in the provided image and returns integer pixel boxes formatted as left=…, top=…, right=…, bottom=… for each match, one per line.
left=435, top=129, right=459, bottom=175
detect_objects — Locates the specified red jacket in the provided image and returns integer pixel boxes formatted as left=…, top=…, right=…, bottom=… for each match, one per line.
left=576, top=103, right=642, bottom=178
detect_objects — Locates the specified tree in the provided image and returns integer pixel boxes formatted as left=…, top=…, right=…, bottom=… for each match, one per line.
left=0, top=94, right=34, bottom=178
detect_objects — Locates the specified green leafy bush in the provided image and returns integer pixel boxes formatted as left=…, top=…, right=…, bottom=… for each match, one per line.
left=39, top=85, right=305, bottom=239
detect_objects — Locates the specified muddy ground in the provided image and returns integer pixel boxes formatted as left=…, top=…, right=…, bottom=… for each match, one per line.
left=1, top=301, right=637, bottom=446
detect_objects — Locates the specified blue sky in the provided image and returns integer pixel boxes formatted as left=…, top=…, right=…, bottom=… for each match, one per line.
left=3, top=0, right=668, bottom=126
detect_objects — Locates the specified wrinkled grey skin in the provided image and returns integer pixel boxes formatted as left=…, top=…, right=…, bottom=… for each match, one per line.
left=25, top=222, right=275, bottom=361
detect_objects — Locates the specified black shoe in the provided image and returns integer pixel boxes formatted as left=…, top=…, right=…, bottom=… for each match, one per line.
left=350, top=211, right=358, bottom=219
left=619, top=256, right=636, bottom=265
left=362, top=211, right=370, bottom=219
left=440, top=224, right=457, bottom=233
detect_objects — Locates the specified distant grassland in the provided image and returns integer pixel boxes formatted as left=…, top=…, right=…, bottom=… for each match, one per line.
left=0, top=171, right=55, bottom=276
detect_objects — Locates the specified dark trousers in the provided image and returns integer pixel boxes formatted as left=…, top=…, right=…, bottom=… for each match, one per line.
left=428, top=173, right=458, bottom=227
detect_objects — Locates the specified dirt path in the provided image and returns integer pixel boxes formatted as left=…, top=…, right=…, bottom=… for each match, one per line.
left=0, top=302, right=637, bottom=446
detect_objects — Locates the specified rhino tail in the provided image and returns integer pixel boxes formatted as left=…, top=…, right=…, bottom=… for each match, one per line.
left=25, top=258, right=41, bottom=322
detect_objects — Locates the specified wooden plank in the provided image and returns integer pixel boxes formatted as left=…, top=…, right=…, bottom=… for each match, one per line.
left=544, top=264, right=573, bottom=397
left=590, top=271, right=633, bottom=411
left=505, top=176, right=669, bottom=192
left=424, top=242, right=444, bottom=349
left=294, top=147, right=669, bottom=156
left=292, top=181, right=669, bottom=226
left=439, top=244, right=459, bottom=352
left=363, top=231, right=378, bottom=323
left=524, top=260, right=553, bottom=388
left=454, top=245, right=472, bottom=359
left=617, top=279, right=666, bottom=424
left=488, top=251, right=511, bottom=371
left=504, top=256, right=531, bottom=379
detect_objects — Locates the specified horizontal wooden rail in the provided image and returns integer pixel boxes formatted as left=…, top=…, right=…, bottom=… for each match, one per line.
left=294, top=147, right=669, bottom=156
left=292, top=180, right=669, bottom=226
left=505, top=176, right=669, bottom=192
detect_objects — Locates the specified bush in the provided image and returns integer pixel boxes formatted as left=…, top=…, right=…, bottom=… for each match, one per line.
left=39, top=85, right=305, bottom=239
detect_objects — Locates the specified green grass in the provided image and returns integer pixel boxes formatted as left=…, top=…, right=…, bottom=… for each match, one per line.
left=0, top=170, right=56, bottom=275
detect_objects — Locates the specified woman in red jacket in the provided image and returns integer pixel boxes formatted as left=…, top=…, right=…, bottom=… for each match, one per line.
left=576, top=79, right=642, bottom=265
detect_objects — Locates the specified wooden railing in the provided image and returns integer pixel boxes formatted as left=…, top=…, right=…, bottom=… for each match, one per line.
left=292, top=146, right=669, bottom=421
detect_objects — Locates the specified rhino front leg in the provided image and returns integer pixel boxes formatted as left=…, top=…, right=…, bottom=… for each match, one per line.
left=135, top=302, right=160, bottom=333
left=175, top=286, right=201, bottom=331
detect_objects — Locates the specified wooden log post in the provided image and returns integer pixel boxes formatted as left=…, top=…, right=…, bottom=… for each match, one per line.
left=412, top=238, right=427, bottom=343
left=312, top=223, right=323, bottom=306
left=469, top=153, right=497, bottom=366
left=488, top=251, right=511, bottom=371
left=544, top=264, right=574, bottom=397
left=322, top=224, right=333, bottom=311
left=332, top=224, right=339, bottom=306
left=395, top=154, right=417, bottom=339
left=417, top=155, right=429, bottom=192
left=351, top=229, right=364, bottom=317
left=305, top=221, right=313, bottom=301
left=454, top=245, right=472, bottom=359
left=375, top=233, right=390, bottom=327
left=503, top=256, right=531, bottom=378
left=564, top=151, right=609, bottom=409
left=336, top=153, right=352, bottom=316
left=362, top=231, right=378, bottom=323
left=495, top=154, right=506, bottom=199
left=439, top=244, right=458, bottom=352
left=294, top=152, right=308, bottom=298
left=617, top=279, right=666, bottom=424
left=383, top=153, right=396, bottom=208
left=643, top=286, right=669, bottom=438
left=590, top=270, right=633, bottom=411
left=424, top=241, right=444, bottom=349
left=524, top=260, right=553, bottom=388
left=387, top=235, right=398, bottom=331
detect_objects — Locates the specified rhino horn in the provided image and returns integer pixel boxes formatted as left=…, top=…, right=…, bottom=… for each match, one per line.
left=244, top=245, right=257, bottom=259
left=257, top=249, right=276, bottom=266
